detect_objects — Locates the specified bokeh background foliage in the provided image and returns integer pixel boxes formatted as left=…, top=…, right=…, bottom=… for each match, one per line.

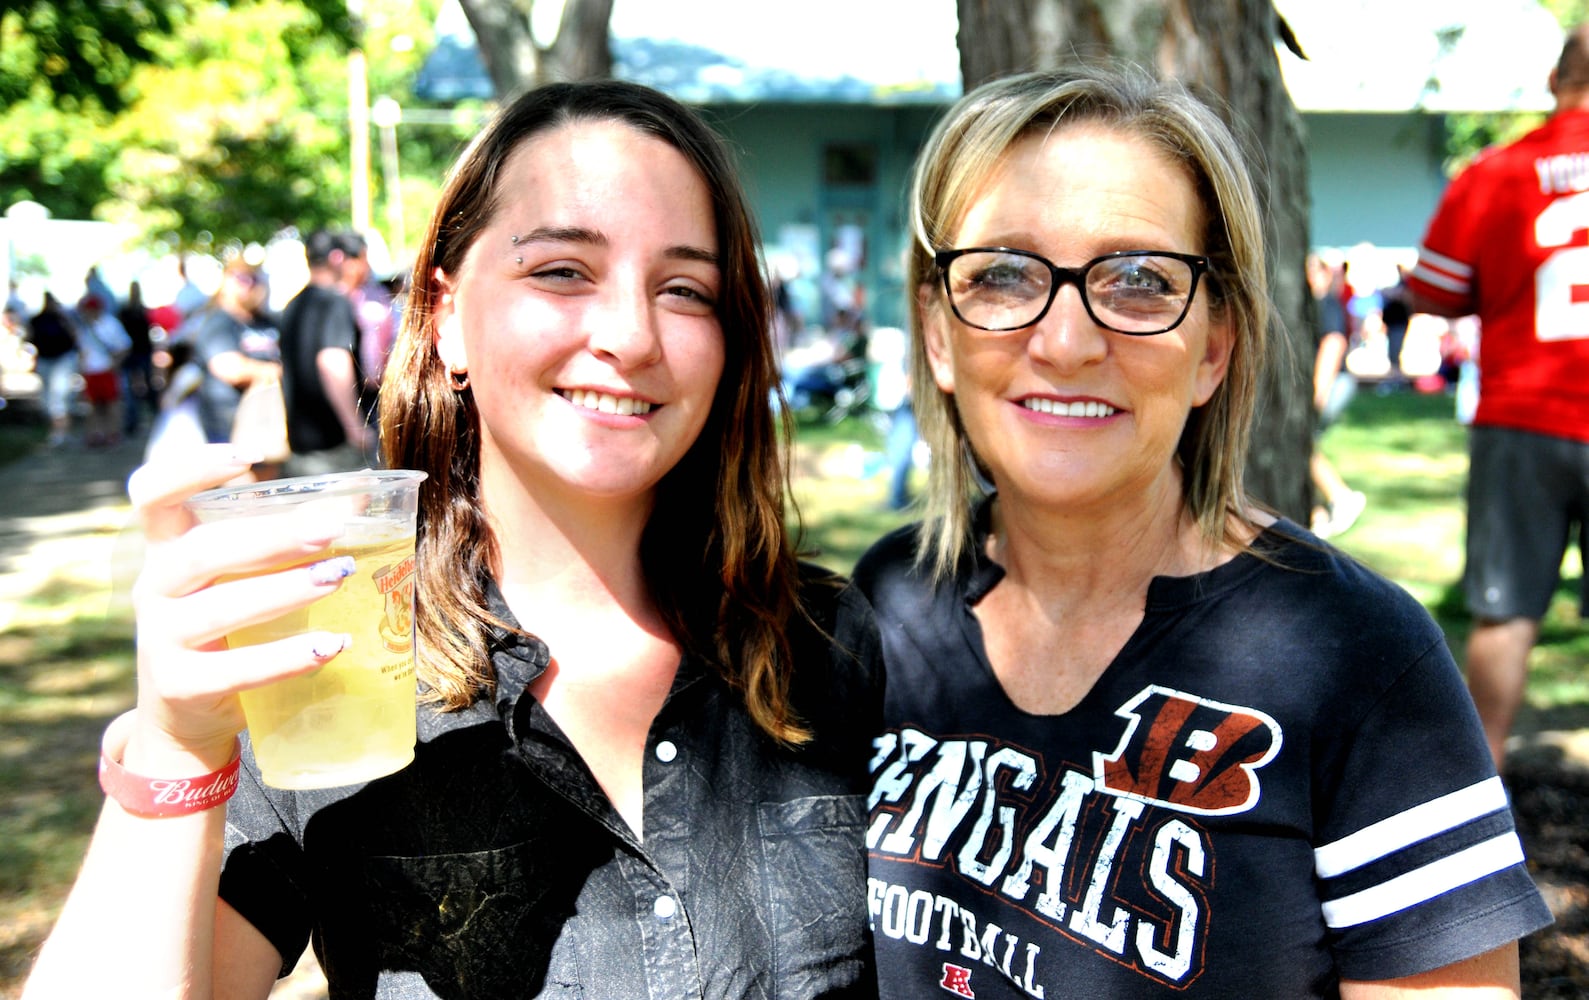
left=0, top=0, right=475, bottom=252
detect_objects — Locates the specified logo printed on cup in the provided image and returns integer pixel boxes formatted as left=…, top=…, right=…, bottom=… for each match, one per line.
left=375, top=553, right=417, bottom=653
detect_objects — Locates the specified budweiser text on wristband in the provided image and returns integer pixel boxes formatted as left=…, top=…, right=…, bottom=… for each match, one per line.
left=98, top=710, right=243, bottom=818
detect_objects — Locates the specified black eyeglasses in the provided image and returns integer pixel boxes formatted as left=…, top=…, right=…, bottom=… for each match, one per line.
left=935, top=247, right=1211, bottom=335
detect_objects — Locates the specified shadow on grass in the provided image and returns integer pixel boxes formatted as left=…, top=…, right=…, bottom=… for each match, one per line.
left=0, top=422, right=44, bottom=469
left=0, top=610, right=135, bottom=986
left=1508, top=741, right=1589, bottom=998
left=795, top=505, right=908, bottom=575
left=1335, top=388, right=1466, bottom=432
left=0, top=707, right=113, bottom=875
left=0, top=717, right=108, bottom=986
left=0, top=619, right=135, bottom=672
left=1361, top=478, right=1468, bottom=512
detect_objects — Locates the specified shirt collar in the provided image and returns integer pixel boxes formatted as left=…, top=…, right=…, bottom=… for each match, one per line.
left=481, top=577, right=552, bottom=722
left=965, top=495, right=1007, bottom=604
left=477, top=577, right=713, bottom=717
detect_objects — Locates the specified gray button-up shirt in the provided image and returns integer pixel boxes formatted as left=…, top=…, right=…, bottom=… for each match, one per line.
left=220, top=571, right=882, bottom=999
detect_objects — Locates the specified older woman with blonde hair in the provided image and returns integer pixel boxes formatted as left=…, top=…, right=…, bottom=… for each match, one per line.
left=859, top=65, right=1549, bottom=998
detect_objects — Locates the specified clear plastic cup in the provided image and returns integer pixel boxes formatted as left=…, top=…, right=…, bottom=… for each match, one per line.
left=186, top=470, right=427, bottom=789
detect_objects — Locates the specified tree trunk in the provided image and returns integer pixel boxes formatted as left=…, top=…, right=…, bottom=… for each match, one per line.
left=955, top=0, right=1314, bottom=521
left=456, top=0, right=615, bottom=96
left=545, top=0, right=615, bottom=82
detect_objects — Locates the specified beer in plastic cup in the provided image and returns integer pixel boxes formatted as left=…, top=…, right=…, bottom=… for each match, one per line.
left=186, top=469, right=427, bottom=789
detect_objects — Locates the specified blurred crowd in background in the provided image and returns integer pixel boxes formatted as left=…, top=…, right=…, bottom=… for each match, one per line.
left=0, top=232, right=404, bottom=473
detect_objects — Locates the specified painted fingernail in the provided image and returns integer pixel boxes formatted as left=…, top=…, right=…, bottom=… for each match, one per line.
left=310, top=633, right=351, bottom=658
left=307, top=556, right=356, bottom=586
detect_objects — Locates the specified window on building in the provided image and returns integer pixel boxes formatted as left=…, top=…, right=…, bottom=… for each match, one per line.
left=823, top=144, right=877, bottom=187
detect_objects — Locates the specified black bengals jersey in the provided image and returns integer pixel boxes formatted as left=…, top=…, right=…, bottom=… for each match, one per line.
left=858, top=511, right=1551, bottom=998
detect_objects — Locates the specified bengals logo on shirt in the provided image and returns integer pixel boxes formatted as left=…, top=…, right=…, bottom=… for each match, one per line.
left=1094, top=685, right=1281, bottom=815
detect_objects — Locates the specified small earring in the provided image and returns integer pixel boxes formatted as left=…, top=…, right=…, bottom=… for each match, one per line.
left=448, top=367, right=470, bottom=391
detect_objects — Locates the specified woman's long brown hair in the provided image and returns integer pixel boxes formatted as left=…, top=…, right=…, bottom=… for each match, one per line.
left=379, top=81, right=810, bottom=743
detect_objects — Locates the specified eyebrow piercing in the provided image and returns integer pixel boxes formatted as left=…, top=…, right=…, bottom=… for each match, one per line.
left=510, top=234, right=521, bottom=244
left=516, top=257, right=523, bottom=265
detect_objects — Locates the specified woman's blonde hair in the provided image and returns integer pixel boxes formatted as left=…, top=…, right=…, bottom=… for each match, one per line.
left=907, top=65, right=1271, bottom=578
left=380, top=81, right=811, bottom=743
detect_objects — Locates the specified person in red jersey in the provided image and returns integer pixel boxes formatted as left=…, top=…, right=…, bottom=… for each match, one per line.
left=1404, top=23, right=1589, bottom=768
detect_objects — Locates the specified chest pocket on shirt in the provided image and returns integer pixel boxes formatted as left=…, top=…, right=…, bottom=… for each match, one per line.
left=333, top=843, right=588, bottom=1000
left=757, top=793, right=871, bottom=999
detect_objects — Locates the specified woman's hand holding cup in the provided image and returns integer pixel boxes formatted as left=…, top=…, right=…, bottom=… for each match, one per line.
left=121, top=446, right=354, bottom=775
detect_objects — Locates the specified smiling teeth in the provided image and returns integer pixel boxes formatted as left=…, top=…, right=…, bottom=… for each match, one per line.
left=564, top=389, right=653, bottom=415
left=1024, top=399, right=1115, bottom=417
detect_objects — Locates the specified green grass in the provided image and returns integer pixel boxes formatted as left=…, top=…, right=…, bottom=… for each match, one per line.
left=0, top=586, right=136, bottom=987
left=1318, top=389, right=1589, bottom=720
left=0, top=421, right=44, bottom=468
left=787, top=411, right=912, bottom=571
left=1316, top=390, right=1472, bottom=605
left=0, top=416, right=141, bottom=985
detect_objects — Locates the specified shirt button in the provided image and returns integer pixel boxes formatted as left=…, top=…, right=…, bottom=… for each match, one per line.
left=654, top=894, right=677, bottom=920
left=655, top=740, right=678, bottom=763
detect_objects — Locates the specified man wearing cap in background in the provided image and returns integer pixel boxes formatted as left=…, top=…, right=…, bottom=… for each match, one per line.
left=336, top=230, right=395, bottom=466
left=277, top=229, right=372, bottom=475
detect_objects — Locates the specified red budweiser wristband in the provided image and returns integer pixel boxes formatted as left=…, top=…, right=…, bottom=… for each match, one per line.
left=97, top=711, right=242, bottom=818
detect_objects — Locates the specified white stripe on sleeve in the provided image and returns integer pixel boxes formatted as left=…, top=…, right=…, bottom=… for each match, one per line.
left=1314, top=776, right=1509, bottom=879
left=1410, top=262, right=1470, bottom=295
left=1320, top=833, right=1524, bottom=929
left=1417, top=246, right=1473, bottom=278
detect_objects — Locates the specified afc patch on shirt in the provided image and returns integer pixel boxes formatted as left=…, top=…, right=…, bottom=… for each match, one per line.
left=939, top=962, right=975, bottom=996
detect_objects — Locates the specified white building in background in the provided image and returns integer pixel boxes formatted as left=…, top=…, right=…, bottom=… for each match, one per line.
left=1277, top=0, right=1562, bottom=253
